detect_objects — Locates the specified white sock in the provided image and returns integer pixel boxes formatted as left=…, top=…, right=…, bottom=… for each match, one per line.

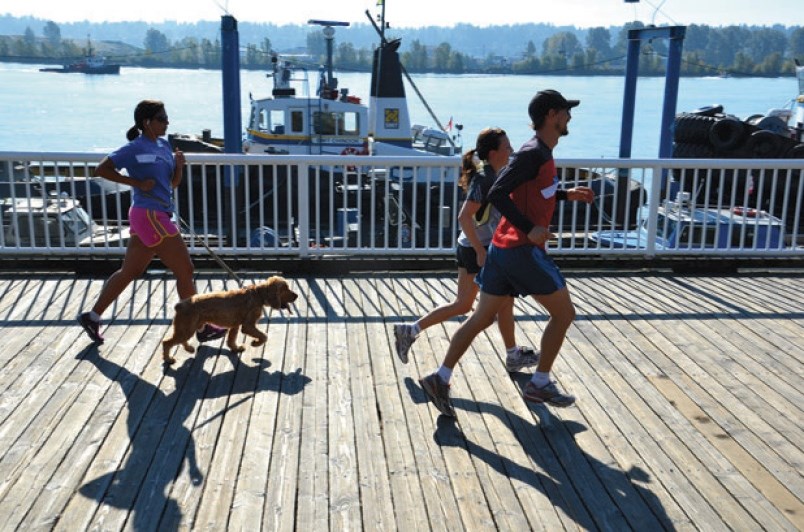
left=506, top=346, right=519, bottom=357
left=531, top=371, right=550, bottom=388
left=436, top=365, right=452, bottom=384
left=89, top=311, right=101, bottom=322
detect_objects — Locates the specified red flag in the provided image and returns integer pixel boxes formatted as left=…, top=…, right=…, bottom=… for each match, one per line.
left=445, top=117, right=453, bottom=131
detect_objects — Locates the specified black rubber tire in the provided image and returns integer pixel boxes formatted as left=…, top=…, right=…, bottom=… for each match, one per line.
left=674, top=114, right=717, bottom=144
left=785, top=143, right=804, bottom=158
left=751, top=115, right=789, bottom=135
left=673, top=142, right=715, bottom=158
left=747, top=130, right=783, bottom=158
left=691, top=104, right=724, bottom=117
left=708, top=117, right=746, bottom=152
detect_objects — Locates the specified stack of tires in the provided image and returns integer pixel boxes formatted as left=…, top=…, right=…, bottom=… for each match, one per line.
left=672, top=105, right=803, bottom=235
left=673, top=104, right=803, bottom=159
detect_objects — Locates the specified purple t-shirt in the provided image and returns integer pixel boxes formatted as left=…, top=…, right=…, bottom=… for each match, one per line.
left=109, top=135, right=175, bottom=212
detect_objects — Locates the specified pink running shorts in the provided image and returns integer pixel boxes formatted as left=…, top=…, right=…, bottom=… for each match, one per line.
left=129, top=207, right=179, bottom=248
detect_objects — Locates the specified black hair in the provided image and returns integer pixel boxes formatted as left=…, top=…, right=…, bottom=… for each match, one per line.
left=126, top=99, right=166, bottom=141
left=458, top=127, right=507, bottom=192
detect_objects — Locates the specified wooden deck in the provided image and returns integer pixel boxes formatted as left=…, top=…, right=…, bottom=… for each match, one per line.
left=0, top=269, right=801, bottom=531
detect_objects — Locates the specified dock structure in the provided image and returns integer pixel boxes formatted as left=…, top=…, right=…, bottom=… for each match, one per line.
left=0, top=270, right=801, bottom=530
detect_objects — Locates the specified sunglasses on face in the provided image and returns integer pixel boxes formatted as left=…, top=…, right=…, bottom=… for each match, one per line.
left=152, top=114, right=168, bottom=123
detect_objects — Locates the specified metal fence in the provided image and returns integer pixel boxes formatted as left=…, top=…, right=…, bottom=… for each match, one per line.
left=1, top=151, right=802, bottom=260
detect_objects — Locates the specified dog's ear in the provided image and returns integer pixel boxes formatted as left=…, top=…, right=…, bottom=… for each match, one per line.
left=260, top=278, right=281, bottom=308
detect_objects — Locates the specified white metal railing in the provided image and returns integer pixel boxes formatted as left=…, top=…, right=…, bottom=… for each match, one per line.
left=1, top=151, right=802, bottom=260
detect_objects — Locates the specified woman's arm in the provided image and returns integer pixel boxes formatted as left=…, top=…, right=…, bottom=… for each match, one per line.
left=93, top=157, right=154, bottom=191
left=458, top=199, right=487, bottom=265
left=171, top=149, right=185, bottom=189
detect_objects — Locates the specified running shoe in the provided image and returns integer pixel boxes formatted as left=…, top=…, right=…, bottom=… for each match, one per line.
left=505, top=347, right=541, bottom=372
left=419, top=372, right=455, bottom=417
left=393, top=323, right=417, bottom=364
left=77, top=313, right=104, bottom=344
left=522, top=380, right=576, bottom=408
left=196, top=323, right=227, bottom=342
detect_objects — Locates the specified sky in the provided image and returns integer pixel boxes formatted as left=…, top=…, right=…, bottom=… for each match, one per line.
left=2, top=0, right=802, bottom=28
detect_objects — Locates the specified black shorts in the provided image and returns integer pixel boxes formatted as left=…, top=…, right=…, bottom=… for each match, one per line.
left=456, top=244, right=483, bottom=274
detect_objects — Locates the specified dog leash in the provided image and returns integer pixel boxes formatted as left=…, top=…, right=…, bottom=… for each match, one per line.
left=176, top=215, right=275, bottom=326
left=139, top=191, right=275, bottom=326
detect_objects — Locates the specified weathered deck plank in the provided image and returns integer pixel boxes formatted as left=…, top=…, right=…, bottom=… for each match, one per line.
left=0, top=270, right=801, bottom=531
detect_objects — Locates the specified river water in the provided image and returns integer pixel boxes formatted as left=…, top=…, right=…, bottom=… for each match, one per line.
left=0, top=62, right=798, bottom=158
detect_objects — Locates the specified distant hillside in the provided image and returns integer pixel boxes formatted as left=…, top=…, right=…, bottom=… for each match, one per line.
left=1, top=14, right=801, bottom=77
left=0, top=14, right=586, bottom=57
left=1, top=13, right=799, bottom=58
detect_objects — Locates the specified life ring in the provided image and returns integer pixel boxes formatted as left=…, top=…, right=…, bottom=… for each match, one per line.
left=732, top=206, right=759, bottom=217
left=340, top=146, right=368, bottom=171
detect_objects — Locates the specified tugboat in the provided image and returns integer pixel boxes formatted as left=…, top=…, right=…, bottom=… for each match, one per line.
left=174, top=6, right=462, bottom=162
left=39, top=36, right=121, bottom=75
left=241, top=22, right=462, bottom=161
left=171, top=3, right=463, bottom=248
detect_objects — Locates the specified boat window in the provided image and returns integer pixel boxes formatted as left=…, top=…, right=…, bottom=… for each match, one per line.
left=290, top=110, right=304, bottom=133
left=313, top=112, right=337, bottom=135
left=655, top=215, right=674, bottom=238
left=62, top=207, right=90, bottom=237
left=313, top=111, right=358, bottom=136
left=342, top=112, right=359, bottom=135
left=730, top=226, right=756, bottom=248
left=258, top=109, right=269, bottom=132
left=678, top=225, right=718, bottom=248
left=270, top=110, right=285, bottom=134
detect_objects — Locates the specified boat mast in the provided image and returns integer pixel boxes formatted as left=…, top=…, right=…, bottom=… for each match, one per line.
left=365, top=6, right=455, bottom=148
left=308, top=19, right=350, bottom=98
left=379, top=0, right=386, bottom=43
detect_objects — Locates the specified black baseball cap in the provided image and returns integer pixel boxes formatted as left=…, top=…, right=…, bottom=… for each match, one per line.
left=528, top=89, right=580, bottom=123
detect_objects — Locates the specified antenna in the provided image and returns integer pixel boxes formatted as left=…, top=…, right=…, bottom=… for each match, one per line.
left=212, top=0, right=230, bottom=15
left=651, top=0, right=667, bottom=25
left=308, top=20, right=350, bottom=96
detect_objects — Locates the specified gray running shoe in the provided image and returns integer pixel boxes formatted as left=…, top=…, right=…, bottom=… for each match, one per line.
left=393, top=323, right=417, bottom=364
left=522, top=380, right=576, bottom=408
left=419, top=373, right=455, bottom=417
left=505, top=347, right=541, bottom=372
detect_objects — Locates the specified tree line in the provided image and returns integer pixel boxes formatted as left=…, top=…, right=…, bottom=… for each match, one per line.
left=1, top=19, right=802, bottom=77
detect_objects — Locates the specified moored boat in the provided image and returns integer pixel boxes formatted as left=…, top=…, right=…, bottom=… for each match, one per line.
left=591, top=191, right=787, bottom=250
left=1, top=195, right=129, bottom=248
left=171, top=3, right=464, bottom=247
left=671, top=61, right=804, bottom=234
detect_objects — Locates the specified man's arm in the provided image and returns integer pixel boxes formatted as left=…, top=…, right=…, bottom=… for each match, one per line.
left=487, top=149, right=545, bottom=235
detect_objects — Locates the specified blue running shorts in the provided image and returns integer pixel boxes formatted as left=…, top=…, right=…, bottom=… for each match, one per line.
left=478, top=244, right=566, bottom=297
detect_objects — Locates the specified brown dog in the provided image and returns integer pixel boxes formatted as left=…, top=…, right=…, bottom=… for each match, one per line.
left=162, top=276, right=298, bottom=364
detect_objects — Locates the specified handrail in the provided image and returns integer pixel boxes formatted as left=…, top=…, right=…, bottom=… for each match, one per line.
left=1, top=152, right=802, bottom=260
